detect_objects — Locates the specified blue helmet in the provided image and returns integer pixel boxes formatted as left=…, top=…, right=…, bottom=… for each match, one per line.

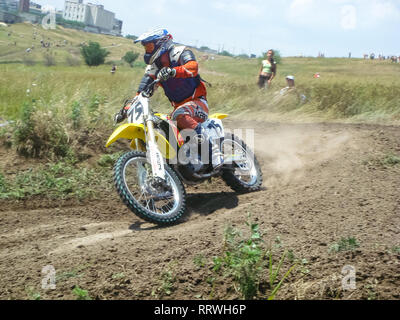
left=134, top=28, right=173, bottom=65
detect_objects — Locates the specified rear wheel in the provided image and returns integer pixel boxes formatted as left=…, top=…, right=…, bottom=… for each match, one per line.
left=221, top=133, right=263, bottom=193
left=114, top=151, right=187, bottom=225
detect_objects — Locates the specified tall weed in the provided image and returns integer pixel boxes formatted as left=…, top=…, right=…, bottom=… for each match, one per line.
left=212, top=216, right=296, bottom=300
left=13, top=103, right=70, bottom=159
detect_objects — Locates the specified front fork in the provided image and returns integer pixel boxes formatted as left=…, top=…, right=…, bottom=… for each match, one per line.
left=145, top=118, right=166, bottom=180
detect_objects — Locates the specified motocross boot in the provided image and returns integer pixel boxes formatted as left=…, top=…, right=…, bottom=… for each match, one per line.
left=194, top=123, right=224, bottom=170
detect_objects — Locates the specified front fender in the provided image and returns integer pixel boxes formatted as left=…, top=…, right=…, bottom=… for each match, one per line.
left=209, top=113, right=228, bottom=120
left=105, top=123, right=176, bottom=160
left=105, top=123, right=145, bottom=148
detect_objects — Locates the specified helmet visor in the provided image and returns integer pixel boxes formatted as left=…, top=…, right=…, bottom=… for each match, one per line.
left=144, top=42, right=155, bottom=54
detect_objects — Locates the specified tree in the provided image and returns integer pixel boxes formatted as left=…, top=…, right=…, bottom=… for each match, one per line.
left=236, top=54, right=250, bottom=59
left=219, top=50, right=234, bottom=57
left=81, top=42, right=109, bottom=66
left=125, top=35, right=138, bottom=41
left=123, top=51, right=140, bottom=67
left=260, top=49, right=282, bottom=64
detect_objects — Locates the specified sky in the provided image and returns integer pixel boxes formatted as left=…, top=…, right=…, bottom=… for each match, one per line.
left=33, top=0, right=400, bottom=57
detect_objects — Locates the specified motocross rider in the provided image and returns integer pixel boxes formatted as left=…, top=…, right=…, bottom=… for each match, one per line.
left=116, top=28, right=223, bottom=169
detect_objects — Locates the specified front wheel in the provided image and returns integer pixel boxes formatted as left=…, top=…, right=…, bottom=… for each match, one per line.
left=221, top=133, right=263, bottom=193
left=114, top=151, right=187, bottom=225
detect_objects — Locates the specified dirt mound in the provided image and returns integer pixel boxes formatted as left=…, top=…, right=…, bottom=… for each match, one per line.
left=0, top=121, right=399, bottom=300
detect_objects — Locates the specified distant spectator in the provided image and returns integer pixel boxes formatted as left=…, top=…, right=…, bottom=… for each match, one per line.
left=280, top=75, right=296, bottom=95
left=258, top=49, right=277, bottom=89
left=273, top=75, right=307, bottom=105
left=370, top=53, right=375, bottom=60
left=111, top=64, right=117, bottom=75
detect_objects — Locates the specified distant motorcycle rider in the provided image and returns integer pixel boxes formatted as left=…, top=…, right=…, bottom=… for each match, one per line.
left=116, top=28, right=223, bottom=169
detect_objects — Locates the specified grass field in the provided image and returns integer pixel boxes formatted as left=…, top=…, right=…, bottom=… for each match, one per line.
left=1, top=23, right=400, bottom=125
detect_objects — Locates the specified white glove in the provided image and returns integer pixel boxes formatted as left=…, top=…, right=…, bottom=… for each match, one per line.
left=157, top=67, right=176, bottom=81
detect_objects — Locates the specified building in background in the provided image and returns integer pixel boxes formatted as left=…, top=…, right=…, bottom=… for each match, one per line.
left=0, top=0, right=20, bottom=23
left=63, top=0, right=122, bottom=36
left=29, top=2, right=40, bottom=9
left=28, top=1, right=41, bottom=14
left=0, top=0, right=123, bottom=36
left=18, top=0, right=29, bottom=12
left=0, top=0, right=18, bottom=12
left=63, top=0, right=85, bottom=23
left=113, top=19, right=122, bottom=36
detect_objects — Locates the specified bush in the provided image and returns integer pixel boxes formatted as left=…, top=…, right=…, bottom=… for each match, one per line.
left=125, top=35, right=138, bottom=41
left=219, top=50, right=234, bottom=57
left=0, top=171, right=8, bottom=194
left=260, top=49, right=282, bottom=64
left=97, top=152, right=124, bottom=168
left=71, top=101, right=82, bottom=129
left=236, top=54, right=250, bottom=59
left=81, top=41, right=109, bottom=66
left=22, top=55, right=36, bottom=66
left=43, top=53, right=56, bottom=66
left=0, top=162, right=112, bottom=200
left=212, top=216, right=296, bottom=300
left=65, top=55, right=81, bottom=66
left=132, top=60, right=146, bottom=68
left=13, top=103, right=70, bottom=159
left=329, top=237, right=360, bottom=253
left=123, top=51, right=139, bottom=67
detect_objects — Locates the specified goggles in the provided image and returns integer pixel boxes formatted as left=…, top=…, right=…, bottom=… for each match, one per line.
left=144, top=42, right=155, bottom=54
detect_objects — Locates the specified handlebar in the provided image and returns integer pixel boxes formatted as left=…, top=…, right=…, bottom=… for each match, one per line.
left=142, top=78, right=161, bottom=98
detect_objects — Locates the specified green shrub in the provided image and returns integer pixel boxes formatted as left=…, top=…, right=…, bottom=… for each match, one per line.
left=123, top=51, right=139, bottom=67
left=329, top=237, right=360, bottom=253
left=132, top=60, right=146, bottom=68
left=259, top=49, right=282, bottom=64
left=125, top=35, right=138, bottom=41
left=97, top=152, right=123, bottom=168
left=382, top=153, right=400, bottom=166
left=81, top=41, right=109, bottom=66
left=0, top=162, right=111, bottom=200
left=88, top=94, right=101, bottom=114
left=13, top=103, right=70, bottom=159
left=72, top=286, right=91, bottom=300
left=71, top=101, right=82, bottom=129
left=152, top=262, right=177, bottom=298
left=219, top=50, right=234, bottom=57
left=0, top=171, right=8, bottom=194
left=212, top=216, right=296, bottom=300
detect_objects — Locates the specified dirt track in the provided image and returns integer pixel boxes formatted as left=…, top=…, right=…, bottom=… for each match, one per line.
left=0, top=120, right=399, bottom=300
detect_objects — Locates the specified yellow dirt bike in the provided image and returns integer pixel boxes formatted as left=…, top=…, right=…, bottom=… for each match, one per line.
left=106, top=79, right=262, bottom=225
